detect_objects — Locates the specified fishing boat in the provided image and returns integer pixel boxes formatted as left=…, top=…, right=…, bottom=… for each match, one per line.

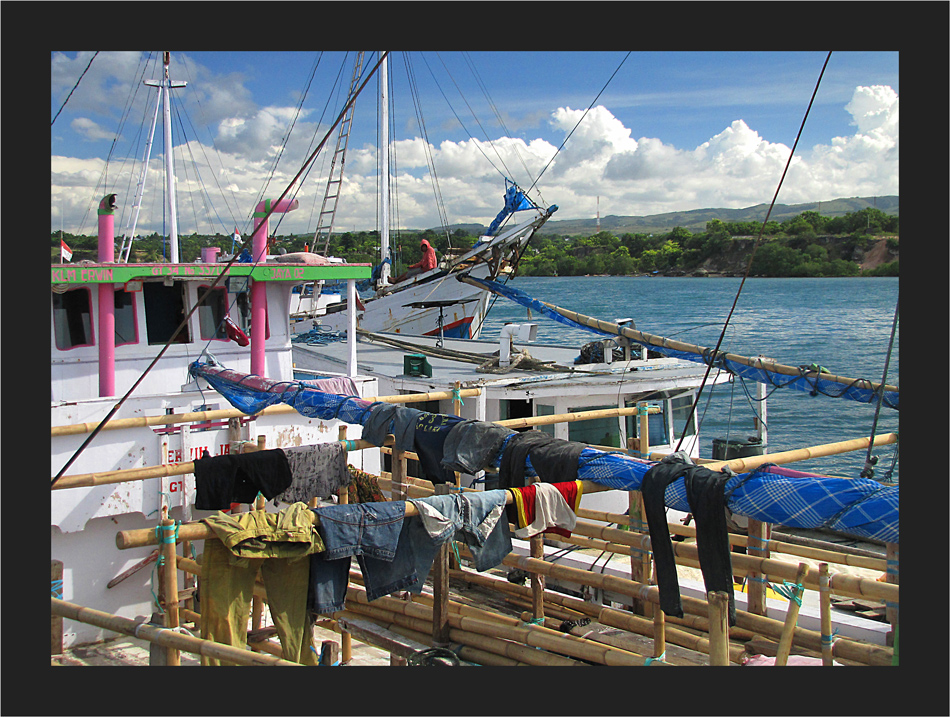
left=51, top=50, right=899, bottom=675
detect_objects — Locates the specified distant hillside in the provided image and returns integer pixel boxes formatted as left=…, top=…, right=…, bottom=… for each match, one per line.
left=437, top=195, right=898, bottom=237
left=540, top=196, right=899, bottom=237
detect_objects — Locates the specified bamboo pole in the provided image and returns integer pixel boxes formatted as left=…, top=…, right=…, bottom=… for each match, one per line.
left=495, top=403, right=659, bottom=431
left=158, top=507, right=181, bottom=666
left=51, top=598, right=301, bottom=666
left=510, top=295, right=901, bottom=396
left=745, top=519, right=770, bottom=615
left=774, top=563, right=810, bottom=666
left=680, top=432, right=898, bottom=474
left=337, top=425, right=353, bottom=664
left=707, top=591, right=731, bottom=666
left=431, top=484, right=453, bottom=645
left=51, top=387, right=483, bottom=436
left=818, top=563, right=834, bottom=666
left=629, top=401, right=652, bottom=616
left=51, top=560, right=64, bottom=657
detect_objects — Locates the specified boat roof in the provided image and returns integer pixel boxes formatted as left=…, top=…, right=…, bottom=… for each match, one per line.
left=292, top=331, right=728, bottom=400
left=50, top=261, right=372, bottom=286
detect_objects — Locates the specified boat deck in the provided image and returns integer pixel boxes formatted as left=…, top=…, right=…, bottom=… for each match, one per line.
left=291, top=331, right=723, bottom=396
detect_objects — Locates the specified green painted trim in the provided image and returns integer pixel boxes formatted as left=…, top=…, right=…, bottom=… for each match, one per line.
left=51, top=262, right=372, bottom=285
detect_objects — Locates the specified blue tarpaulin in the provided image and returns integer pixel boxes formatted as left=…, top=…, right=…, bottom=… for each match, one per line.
left=487, top=179, right=538, bottom=235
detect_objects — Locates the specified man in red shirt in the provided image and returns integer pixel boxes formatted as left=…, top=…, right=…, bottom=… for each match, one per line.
left=394, top=239, right=437, bottom=283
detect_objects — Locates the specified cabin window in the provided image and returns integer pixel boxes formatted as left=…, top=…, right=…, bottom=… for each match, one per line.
left=568, top=404, right=621, bottom=448
left=625, top=400, right=670, bottom=449
left=197, top=285, right=229, bottom=340
left=52, top=288, right=94, bottom=350
left=114, top=289, right=138, bottom=346
left=143, top=281, right=191, bottom=345
left=671, top=394, right=697, bottom=439
left=534, top=403, right=555, bottom=437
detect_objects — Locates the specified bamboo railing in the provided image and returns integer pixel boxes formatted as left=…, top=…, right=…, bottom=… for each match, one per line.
left=53, top=388, right=897, bottom=667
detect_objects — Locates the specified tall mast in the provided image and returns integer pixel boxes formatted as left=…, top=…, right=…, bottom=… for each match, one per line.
left=144, top=51, right=187, bottom=263
left=119, top=86, right=162, bottom=262
left=378, top=51, right=391, bottom=288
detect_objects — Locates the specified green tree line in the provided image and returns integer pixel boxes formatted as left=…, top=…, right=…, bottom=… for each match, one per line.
left=514, top=207, right=898, bottom=277
left=51, top=207, right=897, bottom=277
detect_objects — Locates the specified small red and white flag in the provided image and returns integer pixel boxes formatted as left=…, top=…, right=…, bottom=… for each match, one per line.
left=60, top=239, right=73, bottom=262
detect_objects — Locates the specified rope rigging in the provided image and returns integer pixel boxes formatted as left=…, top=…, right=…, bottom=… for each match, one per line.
left=673, top=51, right=833, bottom=454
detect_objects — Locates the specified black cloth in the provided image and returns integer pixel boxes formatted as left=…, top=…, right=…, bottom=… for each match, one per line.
left=496, top=430, right=586, bottom=490
left=361, top=403, right=422, bottom=450
left=683, top=467, right=736, bottom=626
left=194, top=449, right=293, bottom=510
left=640, top=458, right=736, bottom=625
left=412, top=413, right=465, bottom=484
left=440, top=419, right=516, bottom=475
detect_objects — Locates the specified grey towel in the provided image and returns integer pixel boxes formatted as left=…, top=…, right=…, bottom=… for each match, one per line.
left=276, top=442, right=350, bottom=503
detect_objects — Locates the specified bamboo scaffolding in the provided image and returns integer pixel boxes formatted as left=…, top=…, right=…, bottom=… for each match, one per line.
left=342, top=602, right=561, bottom=666
left=51, top=598, right=301, bottom=666
left=707, top=591, right=732, bottom=666
left=346, top=586, right=658, bottom=666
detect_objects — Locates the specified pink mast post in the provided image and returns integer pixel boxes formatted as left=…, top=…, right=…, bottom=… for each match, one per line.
left=250, top=197, right=298, bottom=376
left=97, top=194, right=118, bottom=396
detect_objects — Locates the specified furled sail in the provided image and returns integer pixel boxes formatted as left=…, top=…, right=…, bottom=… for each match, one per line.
left=188, top=361, right=898, bottom=544
left=486, top=179, right=540, bottom=235
left=458, top=276, right=899, bottom=410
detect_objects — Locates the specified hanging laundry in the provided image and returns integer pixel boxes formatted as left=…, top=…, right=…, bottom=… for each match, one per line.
left=346, top=465, right=389, bottom=504
left=296, top=375, right=359, bottom=396
left=361, top=402, right=422, bottom=450
left=508, top=481, right=584, bottom=539
left=203, top=501, right=325, bottom=561
left=683, top=465, right=736, bottom=626
left=194, top=449, right=293, bottom=510
left=308, top=502, right=418, bottom=615
left=276, top=442, right=350, bottom=504
left=440, top=419, right=516, bottom=475
left=641, top=455, right=736, bottom=625
left=412, top=413, right=465, bottom=484
left=406, top=489, right=512, bottom=577
left=199, top=503, right=323, bottom=666
left=497, top=429, right=586, bottom=490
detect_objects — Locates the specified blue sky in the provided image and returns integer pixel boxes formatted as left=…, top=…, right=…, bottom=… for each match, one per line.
left=51, top=50, right=898, bottom=237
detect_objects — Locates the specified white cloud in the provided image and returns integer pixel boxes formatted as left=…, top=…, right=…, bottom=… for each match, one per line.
left=51, top=73, right=898, bottom=237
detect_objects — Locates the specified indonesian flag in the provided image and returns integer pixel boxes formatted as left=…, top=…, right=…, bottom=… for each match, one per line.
left=61, top=239, right=73, bottom=262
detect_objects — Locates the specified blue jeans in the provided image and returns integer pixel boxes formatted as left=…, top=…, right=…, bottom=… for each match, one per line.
left=406, top=490, right=512, bottom=586
left=308, top=502, right=418, bottom=614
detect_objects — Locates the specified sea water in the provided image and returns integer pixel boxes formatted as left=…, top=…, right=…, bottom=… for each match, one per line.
left=479, top=276, right=900, bottom=481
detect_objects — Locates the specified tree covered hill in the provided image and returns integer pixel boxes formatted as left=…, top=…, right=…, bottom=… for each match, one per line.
left=51, top=200, right=898, bottom=278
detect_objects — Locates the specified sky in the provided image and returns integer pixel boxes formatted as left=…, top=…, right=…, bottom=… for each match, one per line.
left=51, top=50, right=899, bottom=239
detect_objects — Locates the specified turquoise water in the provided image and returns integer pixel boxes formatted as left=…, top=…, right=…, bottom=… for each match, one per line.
left=479, top=276, right=900, bottom=480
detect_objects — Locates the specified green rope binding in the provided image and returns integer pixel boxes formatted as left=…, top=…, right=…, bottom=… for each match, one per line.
left=772, top=580, right=803, bottom=607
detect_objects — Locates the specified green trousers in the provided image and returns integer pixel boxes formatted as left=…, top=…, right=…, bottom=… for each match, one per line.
left=199, top=504, right=323, bottom=666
